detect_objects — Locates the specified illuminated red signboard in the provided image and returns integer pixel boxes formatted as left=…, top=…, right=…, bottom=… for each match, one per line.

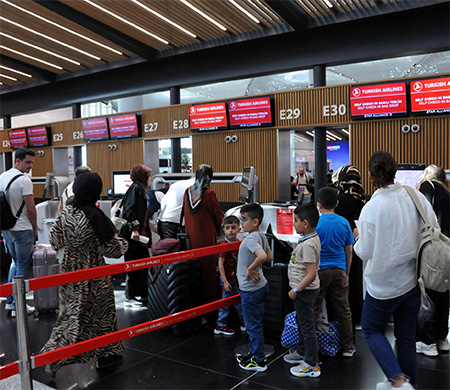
left=8, top=129, right=28, bottom=149
left=108, top=113, right=139, bottom=139
left=228, top=96, right=273, bottom=128
left=189, top=102, right=228, bottom=132
left=27, top=126, right=50, bottom=147
left=350, top=82, right=407, bottom=119
left=410, top=76, right=450, bottom=115
left=81, top=117, right=109, bottom=142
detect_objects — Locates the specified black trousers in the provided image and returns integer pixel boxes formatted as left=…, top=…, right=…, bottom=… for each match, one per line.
left=124, top=240, right=149, bottom=299
left=157, top=221, right=180, bottom=240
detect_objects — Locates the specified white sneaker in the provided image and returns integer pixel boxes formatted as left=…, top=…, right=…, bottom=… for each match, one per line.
left=11, top=305, right=35, bottom=318
left=283, top=350, right=305, bottom=364
left=437, top=338, right=449, bottom=351
left=290, top=361, right=321, bottom=377
left=376, top=380, right=414, bottom=390
left=416, top=341, right=438, bottom=356
left=5, top=303, right=13, bottom=310
left=124, top=297, right=143, bottom=307
left=342, top=345, right=356, bottom=357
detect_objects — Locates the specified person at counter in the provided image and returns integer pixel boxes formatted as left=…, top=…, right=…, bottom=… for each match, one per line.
left=294, top=167, right=309, bottom=192
left=57, top=165, right=91, bottom=213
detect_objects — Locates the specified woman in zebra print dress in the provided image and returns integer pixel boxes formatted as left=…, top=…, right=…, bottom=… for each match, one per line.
left=42, top=173, right=128, bottom=376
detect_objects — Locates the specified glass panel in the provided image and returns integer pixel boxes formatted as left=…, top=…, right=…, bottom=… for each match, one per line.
left=81, top=101, right=118, bottom=118
left=181, top=79, right=251, bottom=103
left=11, top=107, right=72, bottom=128
left=116, top=91, right=170, bottom=112
left=158, top=138, right=172, bottom=173
left=180, top=137, right=192, bottom=173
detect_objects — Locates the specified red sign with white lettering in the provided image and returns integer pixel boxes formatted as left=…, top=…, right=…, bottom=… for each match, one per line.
left=27, top=126, right=49, bottom=147
left=277, top=209, right=293, bottom=235
left=228, top=96, right=273, bottom=128
left=82, top=117, right=109, bottom=142
left=109, top=113, right=139, bottom=139
left=8, top=129, right=28, bottom=149
left=189, top=102, right=228, bottom=132
left=410, top=77, right=450, bottom=115
left=350, top=82, right=407, bottom=119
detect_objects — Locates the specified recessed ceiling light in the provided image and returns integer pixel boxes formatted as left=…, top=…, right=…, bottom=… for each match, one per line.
left=84, top=0, right=169, bottom=45
left=132, top=0, right=196, bottom=38
left=179, top=0, right=227, bottom=31
left=0, top=16, right=102, bottom=61
left=323, top=0, right=333, bottom=8
left=254, top=0, right=280, bottom=20
left=0, top=32, right=81, bottom=65
left=342, top=129, right=350, bottom=135
left=229, top=0, right=260, bottom=24
left=1, top=0, right=122, bottom=55
left=0, top=45, right=63, bottom=70
left=0, top=73, right=17, bottom=81
left=0, top=82, right=3, bottom=85
left=306, top=131, right=315, bottom=137
left=0, top=65, right=32, bottom=78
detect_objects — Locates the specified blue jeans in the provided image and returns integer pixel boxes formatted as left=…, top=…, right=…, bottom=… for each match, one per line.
left=362, top=286, right=420, bottom=386
left=217, top=278, right=243, bottom=327
left=2, top=229, right=34, bottom=306
left=240, top=283, right=269, bottom=362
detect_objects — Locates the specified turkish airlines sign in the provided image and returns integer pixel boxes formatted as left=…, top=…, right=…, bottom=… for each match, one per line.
left=410, top=77, right=450, bottom=114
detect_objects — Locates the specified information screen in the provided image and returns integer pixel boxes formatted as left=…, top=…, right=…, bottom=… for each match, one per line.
left=112, top=171, right=132, bottom=198
left=350, top=82, right=407, bottom=119
left=410, top=76, right=450, bottom=115
left=189, top=102, right=228, bottom=132
left=27, top=126, right=50, bottom=147
left=228, top=96, right=273, bottom=128
left=82, top=117, right=110, bottom=142
left=108, top=113, right=140, bottom=139
left=8, top=129, right=28, bottom=149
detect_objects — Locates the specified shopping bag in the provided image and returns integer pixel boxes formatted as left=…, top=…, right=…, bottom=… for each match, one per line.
left=317, top=321, right=341, bottom=356
left=281, top=312, right=299, bottom=348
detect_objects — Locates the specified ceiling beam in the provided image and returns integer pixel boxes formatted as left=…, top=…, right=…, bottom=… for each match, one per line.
left=33, top=0, right=157, bottom=61
left=0, top=55, right=56, bottom=82
left=265, top=0, right=308, bottom=31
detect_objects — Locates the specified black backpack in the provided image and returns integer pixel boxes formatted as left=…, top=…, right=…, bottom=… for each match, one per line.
left=0, top=174, right=25, bottom=230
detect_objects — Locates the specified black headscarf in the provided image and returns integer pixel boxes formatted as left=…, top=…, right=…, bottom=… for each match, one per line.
left=186, top=164, right=213, bottom=214
left=332, top=165, right=365, bottom=206
left=72, top=172, right=117, bottom=244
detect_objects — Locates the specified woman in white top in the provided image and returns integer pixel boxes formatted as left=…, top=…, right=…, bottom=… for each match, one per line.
left=354, top=151, right=438, bottom=390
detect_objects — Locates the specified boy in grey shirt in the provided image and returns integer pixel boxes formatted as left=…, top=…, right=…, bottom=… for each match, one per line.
left=236, top=203, right=273, bottom=372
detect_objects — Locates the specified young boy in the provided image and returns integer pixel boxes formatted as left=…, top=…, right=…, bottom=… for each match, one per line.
left=284, top=203, right=321, bottom=378
left=215, top=215, right=245, bottom=336
left=236, top=203, right=273, bottom=372
left=314, top=187, right=355, bottom=357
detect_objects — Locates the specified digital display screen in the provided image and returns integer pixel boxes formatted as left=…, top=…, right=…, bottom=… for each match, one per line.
left=81, top=117, right=110, bottom=142
left=228, top=96, right=273, bottom=128
left=350, top=82, right=407, bottom=119
left=108, top=113, right=140, bottom=139
left=395, top=164, right=425, bottom=189
left=189, top=102, right=228, bottom=132
left=410, top=76, right=450, bottom=115
left=8, top=129, right=28, bottom=149
left=112, top=171, right=132, bottom=198
left=27, top=126, right=50, bottom=147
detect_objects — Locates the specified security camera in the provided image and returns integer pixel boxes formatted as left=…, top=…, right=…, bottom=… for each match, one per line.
left=401, top=124, right=410, bottom=133
left=108, top=144, right=113, bottom=151
left=225, top=135, right=232, bottom=143
left=411, top=124, right=420, bottom=133
left=37, top=150, right=44, bottom=156
left=231, top=135, right=238, bottom=143
left=111, top=144, right=117, bottom=150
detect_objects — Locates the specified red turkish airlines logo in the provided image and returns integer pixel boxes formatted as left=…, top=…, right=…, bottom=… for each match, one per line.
left=352, top=88, right=361, bottom=97
left=190, top=106, right=196, bottom=115
left=413, top=82, right=423, bottom=92
left=230, top=101, right=237, bottom=110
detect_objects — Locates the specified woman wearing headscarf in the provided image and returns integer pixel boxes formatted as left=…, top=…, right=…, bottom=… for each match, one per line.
left=42, top=173, right=128, bottom=376
left=415, top=165, right=450, bottom=356
left=183, top=164, right=224, bottom=305
left=121, top=164, right=153, bottom=307
left=333, top=165, right=365, bottom=329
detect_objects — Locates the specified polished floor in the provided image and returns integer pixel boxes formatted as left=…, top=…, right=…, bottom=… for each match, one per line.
left=0, top=275, right=449, bottom=390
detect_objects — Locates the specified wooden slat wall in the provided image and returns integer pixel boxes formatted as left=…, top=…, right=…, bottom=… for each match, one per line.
left=351, top=116, right=450, bottom=194
left=141, top=105, right=191, bottom=138
left=52, top=119, right=83, bottom=147
left=192, top=128, right=278, bottom=203
left=31, top=146, right=54, bottom=198
left=86, top=139, right=144, bottom=196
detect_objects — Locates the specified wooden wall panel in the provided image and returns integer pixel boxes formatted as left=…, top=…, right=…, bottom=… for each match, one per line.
left=51, top=119, right=83, bottom=147
left=87, top=139, right=144, bottom=196
left=351, top=116, right=450, bottom=194
left=0, top=130, right=10, bottom=152
left=142, top=105, right=191, bottom=139
left=192, top=129, right=278, bottom=203
left=31, top=146, right=53, bottom=198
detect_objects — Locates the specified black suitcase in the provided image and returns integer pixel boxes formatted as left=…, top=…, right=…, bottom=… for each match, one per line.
left=263, top=263, right=294, bottom=336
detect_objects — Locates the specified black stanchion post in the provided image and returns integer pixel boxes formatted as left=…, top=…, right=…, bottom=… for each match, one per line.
left=13, top=276, right=33, bottom=390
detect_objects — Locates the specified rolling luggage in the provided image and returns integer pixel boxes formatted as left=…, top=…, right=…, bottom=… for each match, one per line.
left=147, top=233, right=202, bottom=335
left=33, top=244, right=60, bottom=316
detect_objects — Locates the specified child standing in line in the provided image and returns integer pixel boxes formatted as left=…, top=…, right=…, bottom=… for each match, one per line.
left=215, top=215, right=246, bottom=336
left=236, top=203, right=273, bottom=372
left=284, top=203, right=322, bottom=378
left=315, top=187, right=355, bottom=357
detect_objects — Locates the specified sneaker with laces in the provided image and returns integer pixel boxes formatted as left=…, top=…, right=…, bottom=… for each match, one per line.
left=437, top=338, right=449, bottom=351
left=214, top=325, right=235, bottom=336
left=238, top=354, right=267, bottom=372
left=290, top=361, right=321, bottom=377
left=124, top=297, right=143, bottom=307
left=416, top=341, right=438, bottom=356
left=283, top=349, right=305, bottom=364
left=342, top=345, right=356, bottom=357
left=235, top=351, right=252, bottom=363
left=5, top=303, right=13, bottom=310
left=11, top=304, right=35, bottom=318
left=376, top=379, right=414, bottom=390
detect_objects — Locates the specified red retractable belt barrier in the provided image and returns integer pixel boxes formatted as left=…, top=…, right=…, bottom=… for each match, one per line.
left=0, top=241, right=242, bottom=380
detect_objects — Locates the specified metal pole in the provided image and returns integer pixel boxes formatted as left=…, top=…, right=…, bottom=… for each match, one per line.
left=13, top=276, right=33, bottom=390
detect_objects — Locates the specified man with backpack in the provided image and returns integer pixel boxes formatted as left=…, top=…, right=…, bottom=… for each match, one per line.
left=0, top=147, right=37, bottom=317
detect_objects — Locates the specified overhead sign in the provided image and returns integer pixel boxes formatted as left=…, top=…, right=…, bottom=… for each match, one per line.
left=228, top=96, right=273, bottom=128
left=189, top=102, right=228, bottom=132
left=410, top=76, right=450, bottom=115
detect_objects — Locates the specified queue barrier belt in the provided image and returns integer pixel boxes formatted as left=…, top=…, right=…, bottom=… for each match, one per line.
left=0, top=241, right=242, bottom=380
